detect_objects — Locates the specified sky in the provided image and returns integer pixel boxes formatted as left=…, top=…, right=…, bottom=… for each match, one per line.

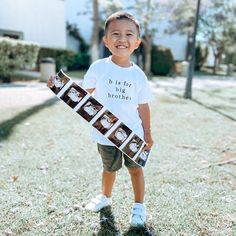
left=65, top=0, right=92, bottom=41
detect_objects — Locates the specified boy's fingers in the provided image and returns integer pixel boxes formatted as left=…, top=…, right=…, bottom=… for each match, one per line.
left=47, top=76, right=55, bottom=88
left=144, top=139, right=154, bottom=150
left=144, top=142, right=152, bottom=151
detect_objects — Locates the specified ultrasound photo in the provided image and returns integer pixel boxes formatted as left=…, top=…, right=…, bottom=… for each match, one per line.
left=134, top=148, right=151, bottom=167
left=60, top=83, right=88, bottom=108
left=76, top=97, right=103, bottom=122
left=108, top=123, right=132, bottom=147
left=50, top=70, right=70, bottom=94
left=122, top=135, right=144, bottom=158
left=92, top=110, right=118, bottom=135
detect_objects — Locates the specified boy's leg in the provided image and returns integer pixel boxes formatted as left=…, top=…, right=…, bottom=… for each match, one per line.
left=128, top=167, right=145, bottom=203
left=125, top=157, right=146, bottom=226
left=102, top=170, right=116, bottom=197
left=85, top=144, right=122, bottom=212
left=99, top=144, right=123, bottom=197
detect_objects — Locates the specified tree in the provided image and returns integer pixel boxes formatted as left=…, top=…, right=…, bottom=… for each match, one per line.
left=84, top=0, right=163, bottom=75
left=166, top=0, right=236, bottom=74
left=98, top=0, right=124, bottom=17
left=91, top=0, right=100, bottom=62
left=195, top=43, right=208, bottom=71
left=184, top=0, right=201, bottom=99
left=90, top=0, right=125, bottom=60
left=98, top=0, right=162, bottom=75
left=131, top=0, right=160, bottom=75
left=199, top=0, right=236, bottom=74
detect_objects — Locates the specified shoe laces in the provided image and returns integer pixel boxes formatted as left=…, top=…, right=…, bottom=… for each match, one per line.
left=132, top=206, right=145, bottom=218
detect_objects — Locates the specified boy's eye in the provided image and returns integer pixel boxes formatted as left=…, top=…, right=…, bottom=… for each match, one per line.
left=112, top=32, right=119, bottom=36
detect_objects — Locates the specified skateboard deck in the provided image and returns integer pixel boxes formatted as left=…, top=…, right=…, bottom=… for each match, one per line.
left=49, top=70, right=151, bottom=167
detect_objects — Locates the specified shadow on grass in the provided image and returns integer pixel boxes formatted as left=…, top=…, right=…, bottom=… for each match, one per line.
left=97, top=206, right=120, bottom=236
left=0, top=97, right=58, bottom=141
left=123, top=225, right=157, bottom=236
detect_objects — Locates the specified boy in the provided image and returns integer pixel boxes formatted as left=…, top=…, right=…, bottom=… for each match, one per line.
left=83, top=12, right=153, bottom=227
left=48, top=11, right=153, bottom=227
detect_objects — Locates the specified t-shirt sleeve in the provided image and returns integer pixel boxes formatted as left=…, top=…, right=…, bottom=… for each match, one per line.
left=82, top=63, right=97, bottom=89
left=137, top=76, right=153, bottom=104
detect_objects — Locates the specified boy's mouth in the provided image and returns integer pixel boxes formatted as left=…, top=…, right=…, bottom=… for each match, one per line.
left=116, top=45, right=128, bottom=49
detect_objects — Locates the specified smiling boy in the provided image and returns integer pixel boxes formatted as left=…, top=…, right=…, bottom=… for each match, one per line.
left=82, top=12, right=154, bottom=227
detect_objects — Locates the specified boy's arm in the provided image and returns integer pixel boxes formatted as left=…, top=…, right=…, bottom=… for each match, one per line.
left=138, top=103, right=154, bottom=150
left=86, top=88, right=95, bottom=94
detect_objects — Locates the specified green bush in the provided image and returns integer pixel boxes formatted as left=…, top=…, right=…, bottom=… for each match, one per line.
left=68, top=53, right=90, bottom=70
left=224, top=53, right=236, bottom=66
left=37, top=47, right=76, bottom=71
left=151, top=45, right=174, bottom=76
left=195, top=43, right=208, bottom=71
left=0, top=37, right=40, bottom=82
left=38, top=47, right=91, bottom=72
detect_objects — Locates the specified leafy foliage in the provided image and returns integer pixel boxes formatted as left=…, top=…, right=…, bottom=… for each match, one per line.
left=195, top=43, right=208, bottom=71
left=166, top=0, right=236, bottom=73
left=224, top=53, right=236, bottom=66
left=151, top=45, right=174, bottom=75
left=66, top=22, right=91, bottom=69
left=0, top=37, right=39, bottom=82
left=66, top=22, right=90, bottom=53
left=37, top=47, right=76, bottom=71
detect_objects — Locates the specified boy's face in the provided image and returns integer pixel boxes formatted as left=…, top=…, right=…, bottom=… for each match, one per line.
left=103, top=19, right=141, bottom=63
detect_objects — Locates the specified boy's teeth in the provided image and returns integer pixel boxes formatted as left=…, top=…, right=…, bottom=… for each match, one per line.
left=117, top=46, right=126, bottom=48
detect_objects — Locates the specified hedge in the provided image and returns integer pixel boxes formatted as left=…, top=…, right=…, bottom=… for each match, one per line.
left=37, top=48, right=90, bottom=71
left=0, top=37, right=40, bottom=82
left=151, top=45, right=174, bottom=76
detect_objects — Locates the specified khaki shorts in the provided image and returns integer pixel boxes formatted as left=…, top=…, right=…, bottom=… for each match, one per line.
left=97, top=144, right=140, bottom=172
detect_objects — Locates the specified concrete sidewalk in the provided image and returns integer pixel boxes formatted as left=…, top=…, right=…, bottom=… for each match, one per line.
left=0, top=79, right=82, bottom=109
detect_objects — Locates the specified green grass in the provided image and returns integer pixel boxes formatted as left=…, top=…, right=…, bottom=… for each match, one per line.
left=66, top=70, right=87, bottom=79
left=0, top=91, right=236, bottom=235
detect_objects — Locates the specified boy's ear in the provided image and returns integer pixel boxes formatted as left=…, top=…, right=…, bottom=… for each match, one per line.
left=103, top=36, right=108, bottom=48
left=135, top=38, right=142, bottom=49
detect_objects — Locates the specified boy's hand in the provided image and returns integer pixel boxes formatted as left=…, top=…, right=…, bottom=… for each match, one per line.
left=47, top=76, right=55, bottom=88
left=144, top=130, right=154, bottom=150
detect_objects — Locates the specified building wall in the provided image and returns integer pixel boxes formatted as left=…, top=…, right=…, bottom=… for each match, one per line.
left=154, top=21, right=188, bottom=61
left=0, top=0, right=66, bottom=48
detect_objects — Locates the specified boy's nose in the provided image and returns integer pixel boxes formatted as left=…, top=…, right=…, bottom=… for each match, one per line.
left=117, top=34, right=127, bottom=42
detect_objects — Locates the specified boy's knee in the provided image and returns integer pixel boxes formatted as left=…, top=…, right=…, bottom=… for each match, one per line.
left=103, top=165, right=121, bottom=172
left=103, top=169, right=116, bottom=174
left=128, top=167, right=142, bottom=175
left=98, top=144, right=123, bottom=172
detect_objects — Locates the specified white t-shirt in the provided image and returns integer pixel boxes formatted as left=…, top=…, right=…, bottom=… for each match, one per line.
left=82, top=56, right=152, bottom=145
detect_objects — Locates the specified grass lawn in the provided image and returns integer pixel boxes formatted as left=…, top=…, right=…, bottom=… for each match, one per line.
left=66, top=70, right=87, bottom=79
left=0, top=88, right=235, bottom=235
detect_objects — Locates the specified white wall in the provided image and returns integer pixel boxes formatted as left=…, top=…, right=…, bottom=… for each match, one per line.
left=0, top=0, right=66, bottom=48
left=154, top=21, right=188, bottom=61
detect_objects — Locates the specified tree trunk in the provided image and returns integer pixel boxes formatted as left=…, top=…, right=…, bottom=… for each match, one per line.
left=143, top=36, right=152, bottom=75
left=213, top=53, right=221, bottom=75
left=91, top=0, right=99, bottom=62
left=213, top=55, right=217, bottom=74
left=143, top=0, right=152, bottom=75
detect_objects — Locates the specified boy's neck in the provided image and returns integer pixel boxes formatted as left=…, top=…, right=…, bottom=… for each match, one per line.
left=111, top=55, right=132, bottom=68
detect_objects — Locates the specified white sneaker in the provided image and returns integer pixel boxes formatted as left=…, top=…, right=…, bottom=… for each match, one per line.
left=129, top=203, right=146, bottom=227
left=85, top=194, right=112, bottom=212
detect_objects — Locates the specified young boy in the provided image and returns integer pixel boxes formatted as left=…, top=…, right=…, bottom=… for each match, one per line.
left=82, top=12, right=154, bottom=227
left=48, top=11, right=153, bottom=227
